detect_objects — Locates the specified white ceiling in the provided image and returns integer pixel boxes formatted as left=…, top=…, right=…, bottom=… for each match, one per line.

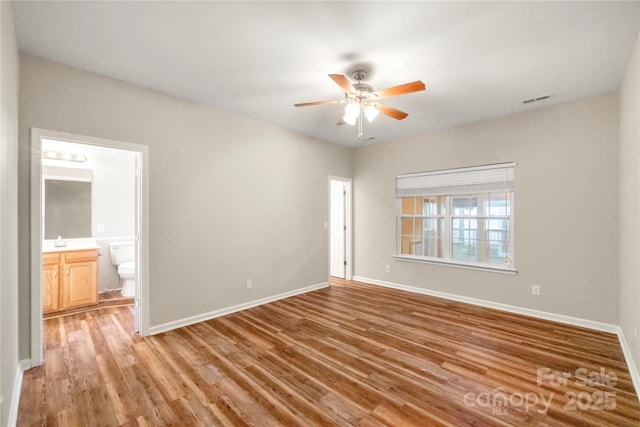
left=12, top=1, right=640, bottom=146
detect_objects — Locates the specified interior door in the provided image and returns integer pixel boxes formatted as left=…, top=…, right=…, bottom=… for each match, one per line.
left=330, top=180, right=346, bottom=278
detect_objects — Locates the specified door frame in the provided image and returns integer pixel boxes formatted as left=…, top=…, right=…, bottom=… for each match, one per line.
left=30, top=127, right=150, bottom=366
left=328, top=176, right=352, bottom=280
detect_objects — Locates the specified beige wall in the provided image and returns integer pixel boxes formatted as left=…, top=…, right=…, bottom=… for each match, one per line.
left=352, top=93, right=620, bottom=324
left=619, top=33, right=640, bottom=369
left=18, top=54, right=351, bottom=356
left=1, top=1, right=20, bottom=424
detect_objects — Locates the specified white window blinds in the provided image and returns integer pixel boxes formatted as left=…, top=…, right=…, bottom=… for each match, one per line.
left=396, top=162, right=515, bottom=197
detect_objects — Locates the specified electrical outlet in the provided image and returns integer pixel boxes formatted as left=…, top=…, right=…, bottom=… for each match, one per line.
left=97, top=223, right=105, bottom=232
left=385, top=265, right=391, bottom=273
left=246, top=279, right=253, bottom=289
left=531, top=285, right=541, bottom=296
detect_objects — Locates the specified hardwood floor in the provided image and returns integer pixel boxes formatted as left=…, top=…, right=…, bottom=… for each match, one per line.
left=18, top=279, right=640, bottom=426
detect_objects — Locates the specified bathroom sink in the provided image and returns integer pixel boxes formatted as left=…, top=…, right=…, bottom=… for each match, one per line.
left=42, top=238, right=100, bottom=253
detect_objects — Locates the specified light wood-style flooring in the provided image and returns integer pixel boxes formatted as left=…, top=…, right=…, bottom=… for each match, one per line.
left=18, top=279, right=640, bottom=426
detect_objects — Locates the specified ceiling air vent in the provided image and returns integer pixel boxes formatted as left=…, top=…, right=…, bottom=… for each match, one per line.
left=522, top=94, right=553, bottom=104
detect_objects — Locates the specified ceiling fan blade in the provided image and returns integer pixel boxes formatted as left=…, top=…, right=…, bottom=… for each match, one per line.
left=294, top=99, right=345, bottom=107
left=374, top=81, right=426, bottom=99
left=376, top=104, right=409, bottom=120
left=329, top=74, right=355, bottom=93
left=336, top=117, right=347, bottom=125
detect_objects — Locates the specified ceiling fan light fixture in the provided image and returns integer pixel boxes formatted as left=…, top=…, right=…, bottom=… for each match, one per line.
left=343, top=114, right=357, bottom=126
left=343, top=102, right=360, bottom=126
left=344, top=102, right=360, bottom=117
left=364, top=105, right=379, bottom=122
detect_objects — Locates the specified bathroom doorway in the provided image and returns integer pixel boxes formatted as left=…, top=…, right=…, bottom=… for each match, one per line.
left=30, top=128, right=149, bottom=366
left=329, top=177, right=352, bottom=280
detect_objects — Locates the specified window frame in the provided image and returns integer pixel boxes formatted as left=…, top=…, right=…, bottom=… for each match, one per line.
left=395, top=164, right=516, bottom=274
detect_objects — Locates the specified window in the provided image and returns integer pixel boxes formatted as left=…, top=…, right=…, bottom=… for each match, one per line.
left=396, top=163, right=515, bottom=272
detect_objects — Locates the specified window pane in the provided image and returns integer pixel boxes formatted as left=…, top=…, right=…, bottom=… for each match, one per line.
left=422, top=218, right=443, bottom=258
left=401, top=218, right=415, bottom=235
left=452, top=218, right=477, bottom=241
left=487, top=218, right=509, bottom=231
left=489, top=240, right=510, bottom=264
left=453, top=197, right=479, bottom=216
left=401, top=197, right=416, bottom=215
left=423, top=218, right=441, bottom=235
left=423, top=236, right=442, bottom=257
left=453, top=239, right=477, bottom=262
left=452, top=197, right=469, bottom=216
left=422, top=196, right=446, bottom=216
left=401, top=234, right=423, bottom=255
left=489, top=192, right=510, bottom=216
left=401, top=235, right=418, bottom=255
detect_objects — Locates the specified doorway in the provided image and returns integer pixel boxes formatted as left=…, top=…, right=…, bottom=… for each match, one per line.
left=30, top=128, right=149, bottom=366
left=329, top=177, right=352, bottom=280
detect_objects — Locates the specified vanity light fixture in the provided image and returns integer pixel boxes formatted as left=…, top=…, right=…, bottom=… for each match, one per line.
left=42, top=150, right=87, bottom=163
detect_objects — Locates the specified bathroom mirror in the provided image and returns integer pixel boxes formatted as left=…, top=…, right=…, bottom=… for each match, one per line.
left=43, top=166, right=93, bottom=239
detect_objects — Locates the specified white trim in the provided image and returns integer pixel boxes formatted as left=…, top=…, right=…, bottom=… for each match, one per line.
left=328, top=176, right=353, bottom=281
left=30, top=127, right=150, bottom=366
left=8, top=359, right=31, bottom=426
left=617, top=329, right=640, bottom=403
left=396, top=161, right=517, bottom=179
left=148, top=281, right=329, bottom=335
left=394, top=255, right=517, bottom=275
left=30, top=130, right=43, bottom=366
left=353, top=276, right=619, bottom=333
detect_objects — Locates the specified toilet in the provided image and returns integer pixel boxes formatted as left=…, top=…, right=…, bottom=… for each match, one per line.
left=109, top=240, right=136, bottom=297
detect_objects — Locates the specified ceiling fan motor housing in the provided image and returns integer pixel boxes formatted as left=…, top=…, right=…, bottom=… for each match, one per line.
left=351, top=70, right=375, bottom=101
left=353, top=83, right=373, bottom=94
left=352, top=69, right=367, bottom=82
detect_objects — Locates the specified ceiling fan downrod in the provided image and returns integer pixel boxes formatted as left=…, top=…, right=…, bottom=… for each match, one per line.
left=350, top=70, right=370, bottom=138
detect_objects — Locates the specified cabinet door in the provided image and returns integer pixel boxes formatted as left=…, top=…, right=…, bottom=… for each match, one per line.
left=62, top=260, right=98, bottom=309
left=42, top=264, right=59, bottom=313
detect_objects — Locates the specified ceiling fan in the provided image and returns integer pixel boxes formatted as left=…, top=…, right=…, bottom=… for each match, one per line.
left=294, top=70, right=426, bottom=138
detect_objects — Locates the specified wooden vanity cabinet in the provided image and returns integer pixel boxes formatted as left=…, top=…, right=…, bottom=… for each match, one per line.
left=42, top=253, right=60, bottom=313
left=43, top=249, right=98, bottom=313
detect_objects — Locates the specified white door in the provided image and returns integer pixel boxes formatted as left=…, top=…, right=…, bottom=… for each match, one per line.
left=330, top=180, right=346, bottom=278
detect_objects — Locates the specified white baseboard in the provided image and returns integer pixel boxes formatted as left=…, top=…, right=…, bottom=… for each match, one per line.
left=353, top=276, right=619, bottom=333
left=8, top=359, right=31, bottom=426
left=353, top=275, right=640, bottom=402
left=616, top=329, right=640, bottom=403
left=148, top=281, right=329, bottom=335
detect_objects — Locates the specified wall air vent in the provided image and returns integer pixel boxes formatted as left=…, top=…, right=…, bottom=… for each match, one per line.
left=522, top=94, right=553, bottom=104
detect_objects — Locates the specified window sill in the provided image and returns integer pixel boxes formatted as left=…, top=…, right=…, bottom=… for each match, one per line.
left=394, top=255, right=518, bottom=275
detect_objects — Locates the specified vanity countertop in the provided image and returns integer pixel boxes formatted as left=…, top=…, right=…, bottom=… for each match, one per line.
left=42, top=238, right=100, bottom=253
